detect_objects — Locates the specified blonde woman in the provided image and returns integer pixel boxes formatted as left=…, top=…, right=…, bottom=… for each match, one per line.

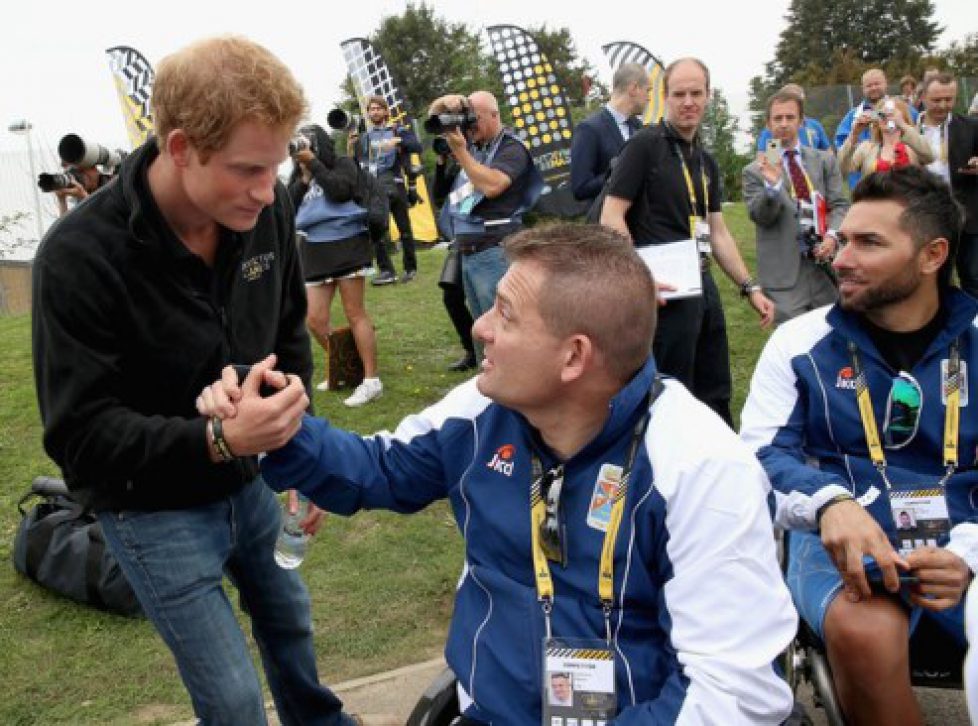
left=839, top=97, right=934, bottom=175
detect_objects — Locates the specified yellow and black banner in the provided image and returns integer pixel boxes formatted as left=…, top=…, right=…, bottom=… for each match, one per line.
left=486, top=25, right=584, bottom=218
left=105, top=45, right=155, bottom=148
left=601, top=41, right=666, bottom=125
left=340, top=37, right=439, bottom=242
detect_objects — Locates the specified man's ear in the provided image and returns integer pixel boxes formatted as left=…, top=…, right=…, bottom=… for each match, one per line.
left=920, top=237, right=949, bottom=277
left=560, top=334, right=593, bottom=385
left=164, top=130, right=192, bottom=167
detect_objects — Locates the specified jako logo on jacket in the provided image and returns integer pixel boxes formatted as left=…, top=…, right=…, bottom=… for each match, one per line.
left=487, top=444, right=516, bottom=476
left=836, top=366, right=857, bottom=390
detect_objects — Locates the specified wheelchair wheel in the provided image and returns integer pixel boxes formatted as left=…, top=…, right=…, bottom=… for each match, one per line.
left=808, top=648, right=846, bottom=726
left=406, top=666, right=460, bottom=726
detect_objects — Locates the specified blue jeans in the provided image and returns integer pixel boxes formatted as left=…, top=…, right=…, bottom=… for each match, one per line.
left=99, top=478, right=351, bottom=726
left=461, top=244, right=509, bottom=321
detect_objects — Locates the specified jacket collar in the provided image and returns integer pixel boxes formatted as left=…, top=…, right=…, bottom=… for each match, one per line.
left=827, top=287, right=978, bottom=364
left=575, top=356, right=659, bottom=462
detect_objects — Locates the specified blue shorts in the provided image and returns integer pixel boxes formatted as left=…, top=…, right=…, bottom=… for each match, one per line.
left=786, top=530, right=966, bottom=645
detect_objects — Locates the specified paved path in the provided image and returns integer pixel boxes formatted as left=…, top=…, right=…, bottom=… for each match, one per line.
left=170, top=657, right=968, bottom=725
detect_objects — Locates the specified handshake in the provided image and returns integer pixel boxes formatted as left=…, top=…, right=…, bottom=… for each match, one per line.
left=196, top=355, right=309, bottom=461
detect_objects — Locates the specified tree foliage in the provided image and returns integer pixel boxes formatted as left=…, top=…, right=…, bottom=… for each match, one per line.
left=525, top=24, right=598, bottom=107
left=748, top=0, right=945, bottom=139
left=767, top=0, right=941, bottom=87
left=701, top=89, right=751, bottom=202
left=940, top=33, right=978, bottom=78
left=338, top=4, right=596, bottom=127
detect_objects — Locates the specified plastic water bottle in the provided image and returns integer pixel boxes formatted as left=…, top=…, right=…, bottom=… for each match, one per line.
left=273, top=496, right=309, bottom=569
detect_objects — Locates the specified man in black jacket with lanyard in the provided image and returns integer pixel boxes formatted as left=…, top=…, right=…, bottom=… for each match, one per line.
left=601, top=57, right=774, bottom=426
left=31, top=37, right=363, bottom=726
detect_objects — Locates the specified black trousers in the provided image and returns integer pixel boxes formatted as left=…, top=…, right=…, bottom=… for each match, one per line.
left=369, top=220, right=395, bottom=276
left=443, top=284, right=475, bottom=355
left=652, top=269, right=733, bottom=427
left=377, top=173, right=417, bottom=273
left=957, top=232, right=978, bottom=299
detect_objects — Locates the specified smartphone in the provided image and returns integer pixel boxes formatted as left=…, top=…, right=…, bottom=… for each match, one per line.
left=231, top=364, right=279, bottom=398
left=865, top=563, right=919, bottom=593
left=765, top=138, right=783, bottom=167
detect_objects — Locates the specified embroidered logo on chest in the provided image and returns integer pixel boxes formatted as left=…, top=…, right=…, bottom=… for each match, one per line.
left=241, top=252, right=275, bottom=282
left=486, top=444, right=516, bottom=477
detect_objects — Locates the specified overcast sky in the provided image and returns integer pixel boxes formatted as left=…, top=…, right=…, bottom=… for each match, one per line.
left=1, top=0, right=974, bottom=158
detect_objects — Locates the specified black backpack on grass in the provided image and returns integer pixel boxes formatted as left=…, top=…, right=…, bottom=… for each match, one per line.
left=12, top=476, right=142, bottom=617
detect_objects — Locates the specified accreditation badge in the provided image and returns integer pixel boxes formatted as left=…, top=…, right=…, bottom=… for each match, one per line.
left=889, top=488, right=951, bottom=557
left=542, top=638, right=617, bottom=725
left=586, top=464, right=623, bottom=533
left=692, top=217, right=711, bottom=255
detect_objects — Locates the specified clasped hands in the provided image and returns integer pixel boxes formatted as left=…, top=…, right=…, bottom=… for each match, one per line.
left=197, top=354, right=324, bottom=534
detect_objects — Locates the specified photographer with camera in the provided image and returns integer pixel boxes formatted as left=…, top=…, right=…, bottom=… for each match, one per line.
left=428, top=90, right=543, bottom=325
left=39, top=134, right=118, bottom=216
left=834, top=69, right=921, bottom=188
left=743, top=89, right=848, bottom=324
left=839, top=97, right=933, bottom=178
left=288, top=124, right=382, bottom=406
left=350, top=95, right=421, bottom=285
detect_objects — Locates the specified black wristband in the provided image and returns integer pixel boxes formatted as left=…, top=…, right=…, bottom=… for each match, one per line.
left=210, top=416, right=235, bottom=462
left=739, top=276, right=761, bottom=298
left=816, top=493, right=855, bottom=525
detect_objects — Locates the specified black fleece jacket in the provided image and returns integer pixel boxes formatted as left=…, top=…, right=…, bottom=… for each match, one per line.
left=32, top=141, right=312, bottom=512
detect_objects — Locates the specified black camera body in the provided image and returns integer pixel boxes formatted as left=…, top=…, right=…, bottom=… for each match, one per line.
left=432, top=136, right=452, bottom=157
left=38, top=168, right=85, bottom=193
left=288, top=135, right=312, bottom=155
left=424, top=99, right=477, bottom=136
left=798, top=227, right=822, bottom=260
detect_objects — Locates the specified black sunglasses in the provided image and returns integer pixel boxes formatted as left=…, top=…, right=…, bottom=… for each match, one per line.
left=538, top=465, right=566, bottom=566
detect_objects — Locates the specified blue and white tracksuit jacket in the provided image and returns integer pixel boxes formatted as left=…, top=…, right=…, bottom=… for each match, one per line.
left=262, top=359, right=795, bottom=724
left=741, top=291, right=978, bottom=573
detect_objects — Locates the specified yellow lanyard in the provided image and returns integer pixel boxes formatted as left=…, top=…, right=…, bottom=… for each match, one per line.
left=676, top=149, right=709, bottom=238
left=529, top=382, right=658, bottom=640
left=849, top=340, right=960, bottom=489
left=918, top=117, right=949, bottom=164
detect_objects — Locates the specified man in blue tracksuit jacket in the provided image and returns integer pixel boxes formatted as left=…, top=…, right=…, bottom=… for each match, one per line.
left=741, top=167, right=977, bottom=725
left=199, top=224, right=796, bottom=724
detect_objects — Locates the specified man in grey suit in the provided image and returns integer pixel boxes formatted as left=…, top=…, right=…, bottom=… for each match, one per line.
left=744, top=89, right=848, bottom=324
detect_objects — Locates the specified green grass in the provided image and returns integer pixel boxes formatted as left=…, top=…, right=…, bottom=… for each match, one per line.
left=0, top=206, right=769, bottom=723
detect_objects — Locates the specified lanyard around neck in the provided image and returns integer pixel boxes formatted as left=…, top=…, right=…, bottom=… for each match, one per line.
left=529, top=379, right=660, bottom=640
left=674, top=145, right=709, bottom=233
left=848, top=340, right=960, bottom=489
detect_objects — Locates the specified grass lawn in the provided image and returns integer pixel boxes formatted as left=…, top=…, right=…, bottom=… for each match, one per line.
left=0, top=204, right=771, bottom=724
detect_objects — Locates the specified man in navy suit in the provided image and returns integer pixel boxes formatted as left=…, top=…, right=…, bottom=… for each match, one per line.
left=571, top=62, right=649, bottom=204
